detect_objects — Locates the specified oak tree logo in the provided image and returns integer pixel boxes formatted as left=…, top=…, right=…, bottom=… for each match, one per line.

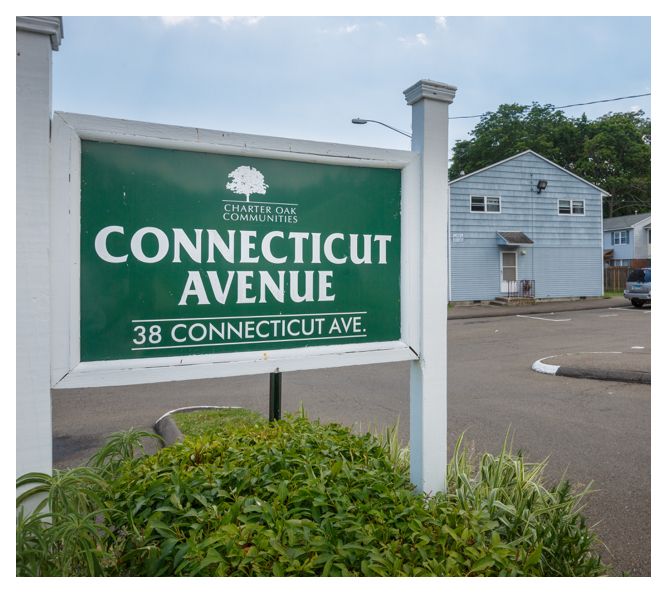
left=226, top=166, right=268, bottom=202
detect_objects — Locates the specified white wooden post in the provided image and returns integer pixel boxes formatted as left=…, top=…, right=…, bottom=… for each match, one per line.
left=404, top=79, right=456, bottom=493
left=16, top=17, right=63, bottom=479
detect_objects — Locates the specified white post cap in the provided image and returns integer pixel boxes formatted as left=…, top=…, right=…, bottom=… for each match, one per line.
left=403, top=79, right=457, bottom=106
left=16, top=16, right=63, bottom=50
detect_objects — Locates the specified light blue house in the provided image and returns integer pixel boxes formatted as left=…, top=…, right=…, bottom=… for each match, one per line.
left=602, top=213, right=651, bottom=267
left=449, top=150, right=609, bottom=302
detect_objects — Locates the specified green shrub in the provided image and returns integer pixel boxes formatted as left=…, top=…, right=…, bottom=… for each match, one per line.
left=172, top=407, right=265, bottom=438
left=16, top=418, right=606, bottom=576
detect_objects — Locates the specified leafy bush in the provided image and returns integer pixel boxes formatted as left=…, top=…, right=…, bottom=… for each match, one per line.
left=172, top=407, right=265, bottom=438
left=16, top=418, right=606, bottom=576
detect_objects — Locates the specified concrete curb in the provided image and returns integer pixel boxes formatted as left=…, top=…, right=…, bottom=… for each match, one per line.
left=153, top=415, right=184, bottom=447
left=557, top=366, right=650, bottom=384
left=153, top=405, right=244, bottom=447
left=532, top=355, right=651, bottom=385
left=449, top=297, right=629, bottom=320
left=532, top=357, right=559, bottom=375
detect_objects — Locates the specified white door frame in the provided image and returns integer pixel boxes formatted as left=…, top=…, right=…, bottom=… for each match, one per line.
left=500, top=250, right=518, bottom=293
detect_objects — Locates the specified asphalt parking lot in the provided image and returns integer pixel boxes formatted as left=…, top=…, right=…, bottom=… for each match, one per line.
left=51, top=301, right=651, bottom=575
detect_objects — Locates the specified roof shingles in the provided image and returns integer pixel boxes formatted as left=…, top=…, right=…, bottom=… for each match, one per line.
left=603, top=213, right=651, bottom=231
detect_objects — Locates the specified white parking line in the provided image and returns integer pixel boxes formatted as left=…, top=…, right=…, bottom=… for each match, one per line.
left=608, top=307, right=650, bottom=313
left=599, top=314, right=619, bottom=317
left=516, top=315, right=572, bottom=322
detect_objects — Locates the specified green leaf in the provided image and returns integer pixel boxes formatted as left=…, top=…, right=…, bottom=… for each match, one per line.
left=196, top=548, right=223, bottom=573
left=470, top=555, right=496, bottom=573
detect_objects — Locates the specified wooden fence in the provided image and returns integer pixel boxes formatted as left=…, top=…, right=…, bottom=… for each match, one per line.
left=605, top=266, right=630, bottom=291
left=605, top=260, right=650, bottom=291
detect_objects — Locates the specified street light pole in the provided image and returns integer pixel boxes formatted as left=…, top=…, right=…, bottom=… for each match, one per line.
left=351, top=118, right=412, bottom=138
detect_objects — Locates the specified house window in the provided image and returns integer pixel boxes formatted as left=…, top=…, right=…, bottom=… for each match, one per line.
left=470, top=195, right=501, bottom=213
left=612, top=230, right=629, bottom=245
left=558, top=199, right=585, bottom=215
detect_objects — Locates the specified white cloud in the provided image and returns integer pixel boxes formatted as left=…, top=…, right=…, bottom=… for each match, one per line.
left=209, top=16, right=264, bottom=27
left=159, top=16, right=195, bottom=27
left=435, top=16, right=447, bottom=29
left=158, top=16, right=264, bottom=28
left=399, top=33, right=429, bottom=47
left=319, top=23, right=360, bottom=35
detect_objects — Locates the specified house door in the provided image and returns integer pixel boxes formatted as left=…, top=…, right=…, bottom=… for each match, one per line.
left=500, top=251, right=517, bottom=293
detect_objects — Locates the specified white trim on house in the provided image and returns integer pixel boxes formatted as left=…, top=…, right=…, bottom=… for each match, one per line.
left=500, top=250, right=518, bottom=292
left=450, top=149, right=611, bottom=197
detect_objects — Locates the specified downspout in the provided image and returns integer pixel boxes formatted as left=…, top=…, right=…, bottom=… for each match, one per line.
left=447, top=183, right=452, bottom=302
left=600, top=192, right=613, bottom=296
left=531, top=172, right=536, bottom=297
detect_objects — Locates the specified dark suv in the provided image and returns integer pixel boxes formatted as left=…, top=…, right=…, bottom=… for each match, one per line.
left=624, top=267, right=651, bottom=308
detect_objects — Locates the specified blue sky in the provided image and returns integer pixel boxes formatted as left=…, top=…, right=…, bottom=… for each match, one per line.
left=53, top=16, right=651, bottom=155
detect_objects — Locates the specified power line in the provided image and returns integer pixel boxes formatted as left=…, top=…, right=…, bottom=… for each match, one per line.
left=556, top=93, right=651, bottom=109
left=449, top=92, right=651, bottom=120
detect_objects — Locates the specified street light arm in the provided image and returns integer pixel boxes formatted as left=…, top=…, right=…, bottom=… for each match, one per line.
left=351, top=118, right=412, bottom=138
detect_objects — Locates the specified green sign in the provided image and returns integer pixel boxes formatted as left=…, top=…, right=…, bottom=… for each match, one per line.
left=80, top=141, right=401, bottom=362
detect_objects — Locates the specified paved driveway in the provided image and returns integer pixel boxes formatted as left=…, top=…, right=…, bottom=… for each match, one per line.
left=51, top=305, right=650, bottom=575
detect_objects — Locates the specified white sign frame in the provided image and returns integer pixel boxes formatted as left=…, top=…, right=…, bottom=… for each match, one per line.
left=50, top=112, right=422, bottom=389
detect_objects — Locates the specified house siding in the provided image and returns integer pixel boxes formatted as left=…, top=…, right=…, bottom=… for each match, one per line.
left=603, top=229, right=635, bottom=262
left=602, top=215, right=651, bottom=263
left=532, top=247, right=601, bottom=298
left=634, top=225, right=650, bottom=259
left=450, top=152, right=603, bottom=301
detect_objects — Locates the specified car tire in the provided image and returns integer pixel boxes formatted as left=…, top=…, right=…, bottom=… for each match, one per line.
left=631, top=299, right=644, bottom=308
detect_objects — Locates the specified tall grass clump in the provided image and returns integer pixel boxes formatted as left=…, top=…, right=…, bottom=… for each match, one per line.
left=16, top=417, right=606, bottom=577
left=443, top=434, right=604, bottom=576
left=16, top=429, right=161, bottom=576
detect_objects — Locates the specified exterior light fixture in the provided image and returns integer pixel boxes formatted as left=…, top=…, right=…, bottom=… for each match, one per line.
left=351, top=117, right=412, bottom=138
left=536, top=179, right=548, bottom=193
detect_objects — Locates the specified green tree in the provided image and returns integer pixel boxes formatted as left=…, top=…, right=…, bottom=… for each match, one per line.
left=450, top=104, right=650, bottom=218
left=574, top=112, right=651, bottom=217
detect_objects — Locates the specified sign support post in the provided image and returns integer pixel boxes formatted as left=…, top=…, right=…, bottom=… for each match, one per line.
left=404, top=80, right=457, bottom=493
left=269, top=371, right=282, bottom=421
left=16, top=17, right=63, bottom=481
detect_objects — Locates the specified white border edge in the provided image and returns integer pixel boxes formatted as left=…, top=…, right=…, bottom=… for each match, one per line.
left=50, top=113, right=421, bottom=389
left=53, top=342, right=417, bottom=389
